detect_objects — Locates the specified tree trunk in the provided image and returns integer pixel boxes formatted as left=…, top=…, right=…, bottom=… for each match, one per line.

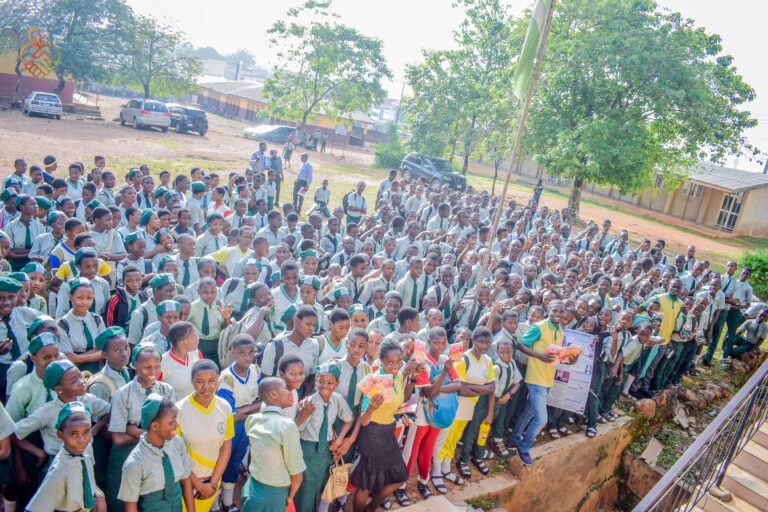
left=461, top=114, right=477, bottom=175
left=300, top=110, right=310, bottom=132
left=53, top=72, right=66, bottom=95
left=568, top=175, right=585, bottom=226
left=492, top=158, right=499, bottom=196
left=449, top=139, right=457, bottom=164
left=143, top=83, right=150, bottom=99
left=13, top=39, right=23, bottom=103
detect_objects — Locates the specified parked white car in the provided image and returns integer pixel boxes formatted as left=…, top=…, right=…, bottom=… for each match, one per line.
left=23, top=91, right=62, bottom=119
left=119, top=99, right=170, bottom=131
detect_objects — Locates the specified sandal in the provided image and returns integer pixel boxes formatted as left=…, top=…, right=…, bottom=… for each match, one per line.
left=586, top=427, right=597, bottom=438
left=484, top=448, right=494, bottom=460
left=471, top=456, right=490, bottom=475
left=381, top=496, right=392, bottom=509
left=607, top=411, right=618, bottom=422
left=489, top=438, right=509, bottom=457
left=548, top=428, right=560, bottom=438
left=558, top=427, right=572, bottom=437
left=443, top=472, right=464, bottom=485
left=457, top=461, right=472, bottom=479
left=431, top=476, right=448, bottom=494
left=598, top=414, right=608, bottom=424
left=418, top=482, right=435, bottom=500
left=393, top=489, right=410, bottom=507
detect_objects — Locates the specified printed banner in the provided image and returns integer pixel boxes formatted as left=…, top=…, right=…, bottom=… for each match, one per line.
left=545, top=328, right=596, bottom=414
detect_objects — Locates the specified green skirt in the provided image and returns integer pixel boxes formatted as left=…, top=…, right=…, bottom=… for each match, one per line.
left=198, top=338, right=220, bottom=368
left=93, top=432, right=111, bottom=493
left=294, top=440, right=332, bottom=512
left=240, top=477, right=289, bottom=512
left=138, top=483, right=182, bottom=512
left=107, top=441, right=138, bottom=512
left=345, top=215, right=361, bottom=226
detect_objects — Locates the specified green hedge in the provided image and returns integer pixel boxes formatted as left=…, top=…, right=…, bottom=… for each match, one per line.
left=740, top=249, right=768, bottom=301
left=374, top=124, right=406, bottom=169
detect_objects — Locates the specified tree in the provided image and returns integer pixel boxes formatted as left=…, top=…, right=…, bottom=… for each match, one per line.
left=226, top=49, right=256, bottom=68
left=107, top=13, right=201, bottom=99
left=521, top=0, right=757, bottom=220
left=264, top=0, right=391, bottom=130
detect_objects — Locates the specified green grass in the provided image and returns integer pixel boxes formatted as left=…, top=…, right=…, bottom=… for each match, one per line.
left=465, top=494, right=497, bottom=511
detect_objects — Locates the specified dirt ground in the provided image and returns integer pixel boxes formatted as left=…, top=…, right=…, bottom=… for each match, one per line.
left=0, top=95, right=754, bottom=266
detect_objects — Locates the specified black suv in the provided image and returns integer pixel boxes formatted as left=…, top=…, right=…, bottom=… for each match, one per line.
left=167, top=103, right=208, bottom=136
left=400, top=153, right=467, bottom=191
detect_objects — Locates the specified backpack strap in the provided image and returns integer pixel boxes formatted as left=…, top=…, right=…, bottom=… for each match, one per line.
left=87, top=372, right=117, bottom=397
left=226, top=278, right=241, bottom=296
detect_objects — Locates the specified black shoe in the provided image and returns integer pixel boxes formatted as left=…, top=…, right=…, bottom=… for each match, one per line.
left=393, top=489, right=410, bottom=507
left=701, top=359, right=712, bottom=368
left=417, top=482, right=435, bottom=500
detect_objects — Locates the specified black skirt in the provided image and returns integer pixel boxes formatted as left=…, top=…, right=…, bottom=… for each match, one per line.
left=350, top=422, right=408, bottom=495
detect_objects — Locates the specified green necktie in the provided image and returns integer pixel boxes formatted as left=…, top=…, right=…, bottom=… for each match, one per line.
left=120, top=368, right=131, bottom=383
left=504, top=364, right=511, bottom=394
left=83, top=320, right=94, bottom=350
left=182, top=261, right=190, bottom=287
left=410, top=279, right=418, bottom=308
left=24, top=220, right=32, bottom=248
left=240, top=289, right=250, bottom=314
left=352, top=281, right=359, bottom=302
left=80, top=456, right=94, bottom=510
left=346, top=366, right=358, bottom=411
left=471, top=307, right=482, bottom=330
left=162, top=452, right=175, bottom=499
left=202, top=306, right=210, bottom=336
left=128, top=297, right=137, bottom=316
left=389, top=322, right=395, bottom=333
left=3, top=317, right=20, bottom=360
left=214, top=236, right=220, bottom=251
left=318, top=404, right=329, bottom=451
left=144, top=193, right=151, bottom=208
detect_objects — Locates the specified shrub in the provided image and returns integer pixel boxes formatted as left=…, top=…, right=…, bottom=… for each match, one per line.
left=374, top=124, right=406, bottom=169
left=740, top=249, right=768, bottom=301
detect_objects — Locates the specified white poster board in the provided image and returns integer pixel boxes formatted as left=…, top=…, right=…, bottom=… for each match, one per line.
left=545, top=329, right=597, bottom=414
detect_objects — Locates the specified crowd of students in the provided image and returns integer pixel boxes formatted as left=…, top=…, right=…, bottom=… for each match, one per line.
left=0, top=153, right=765, bottom=512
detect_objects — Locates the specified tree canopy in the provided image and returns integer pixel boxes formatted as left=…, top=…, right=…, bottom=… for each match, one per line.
left=263, top=0, right=391, bottom=129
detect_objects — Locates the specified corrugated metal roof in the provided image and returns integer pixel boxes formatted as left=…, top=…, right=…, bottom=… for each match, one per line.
left=688, top=162, right=768, bottom=193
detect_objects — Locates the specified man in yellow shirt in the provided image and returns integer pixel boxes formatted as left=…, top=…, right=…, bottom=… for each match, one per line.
left=510, top=300, right=570, bottom=465
left=640, top=278, right=683, bottom=395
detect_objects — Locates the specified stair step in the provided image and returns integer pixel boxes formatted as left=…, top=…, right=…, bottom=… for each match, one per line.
left=398, top=496, right=462, bottom=511
left=734, top=441, right=768, bottom=477
left=700, top=492, right=762, bottom=512
left=753, top=422, right=768, bottom=449
left=721, top=464, right=768, bottom=510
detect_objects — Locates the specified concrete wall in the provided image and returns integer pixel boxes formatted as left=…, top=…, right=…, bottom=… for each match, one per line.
left=0, top=54, right=74, bottom=103
left=735, top=187, right=768, bottom=236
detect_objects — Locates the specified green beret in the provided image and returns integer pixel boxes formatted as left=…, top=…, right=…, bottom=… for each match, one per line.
left=28, top=333, right=58, bottom=355
left=197, top=256, right=216, bottom=269
left=47, top=211, right=61, bottom=225
left=56, top=195, right=71, bottom=208
left=148, top=273, right=174, bottom=289
left=348, top=304, right=368, bottom=316
left=316, top=361, right=342, bottom=381
left=7, top=272, right=27, bottom=283
left=14, top=194, right=29, bottom=209
left=154, top=228, right=170, bottom=243
left=299, top=250, right=317, bottom=260
left=0, top=276, right=22, bottom=293
left=55, top=401, right=91, bottom=430
left=280, top=304, right=297, bottom=324
left=69, top=276, right=92, bottom=293
left=124, top=232, right=141, bottom=244
left=131, top=343, right=159, bottom=365
left=27, top=315, right=54, bottom=338
left=332, top=287, right=351, bottom=301
left=156, top=300, right=181, bottom=316
left=139, top=209, right=154, bottom=227
left=300, top=276, right=321, bottom=291
left=140, top=393, right=165, bottom=430
left=127, top=168, right=140, bottom=180
left=22, top=262, right=46, bottom=275
left=0, top=189, right=17, bottom=201
left=164, top=191, right=176, bottom=202
left=87, top=199, right=102, bottom=209
left=95, top=326, right=126, bottom=351
left=43, top=359, right=76, bottom=390
left=190, top=181, right=206, bottom=194
left=156, top=254, right=174, bottom=271
left=35, top=196, right=52, bottom=211
left=74, top=247, right=97, bottom=266
left=154, top=187, right=167, bottom=199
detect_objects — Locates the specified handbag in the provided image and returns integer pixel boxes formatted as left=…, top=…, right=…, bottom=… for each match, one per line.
left=423, top=366, right=458, bottom=429
left=320, top=460, right=352, bottom=502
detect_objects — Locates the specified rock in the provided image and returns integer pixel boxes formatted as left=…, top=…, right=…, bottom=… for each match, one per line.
left=730, top=359, right=748, bottom=374
left=634, top=399, right=656, bottom=419
left=702, top=389, right=716, bottom=404
left=653, top=390, right=668, bottom=408
left=703, top=383, right=722, bottom=399
left=679, top=388, right=701, bottom=405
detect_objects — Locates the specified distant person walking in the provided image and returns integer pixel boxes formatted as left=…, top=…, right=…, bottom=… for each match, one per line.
left=294, top=153, right=313, bottom=213
left=320, top=133, right=328, bottom=153
left=283, top=140, right=294, bottom=169
left=270, top=149, right=283, bottom=208
left=532, top=178, right=544, bottom=205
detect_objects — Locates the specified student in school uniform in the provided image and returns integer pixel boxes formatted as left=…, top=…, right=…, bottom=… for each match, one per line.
left=141, top=300, right=181, bottom=353
left=25, top=402, right=106, bottom=512
left=261, top=305, right=319, bottom=397
left=0, top=276, right=40, bottom=391
left=0, top=402, right=13, bottom=511
left=187, top=277, right=232, bottom=367
left=316, top=308, right=350, bottom=364
left=216, top=335, right=261, bottom=512
left=294, top=362, right=354, bottom=512
left=118, top=394, right=195, bottom=512
left=598, top=310, right=633, bottom=425
left=55, top=249, right=110, bottom=318
left=56, top=277, right=107, bottom=374
left=160, top=322, right=202, bottom=400
left=107, top=344, right=176, bottom=512
left=22, top=262, right=47, bottom=313
left=176, top=359, right=234, bottom=512
left=194, top=213, right=228, bottom=257
left=488, top=338, right=522, bottom=456
left=240, top=377, right=306, bottom=512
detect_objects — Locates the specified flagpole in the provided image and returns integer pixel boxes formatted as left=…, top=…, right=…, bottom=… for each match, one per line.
left=465, top=0, right=557, bottom=324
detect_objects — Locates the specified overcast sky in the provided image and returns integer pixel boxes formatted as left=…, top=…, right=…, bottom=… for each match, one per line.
left=126, top=0, right=768, bottom=171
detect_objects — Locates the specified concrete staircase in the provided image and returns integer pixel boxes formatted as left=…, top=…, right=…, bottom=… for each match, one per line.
left=697, top=421, right=768, bottom=512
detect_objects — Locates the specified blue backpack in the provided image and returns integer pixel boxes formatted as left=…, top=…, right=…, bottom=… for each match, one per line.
left=423, top=365, right=458, bottom=429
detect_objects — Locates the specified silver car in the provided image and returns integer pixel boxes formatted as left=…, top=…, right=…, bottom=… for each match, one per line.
left=119, top=99, right=170, bottom=131
left=23, top=91, right=62, bottom=119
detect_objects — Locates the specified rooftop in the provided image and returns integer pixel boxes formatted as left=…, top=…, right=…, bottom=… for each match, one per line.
left=689, top=162, right=768, bottom=193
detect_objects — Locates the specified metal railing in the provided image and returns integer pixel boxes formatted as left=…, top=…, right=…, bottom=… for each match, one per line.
left=633, top=357, right=768, bottom=512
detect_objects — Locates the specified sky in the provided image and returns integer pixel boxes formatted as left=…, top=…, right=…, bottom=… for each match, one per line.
left=126, top=0, right=768, bottom=171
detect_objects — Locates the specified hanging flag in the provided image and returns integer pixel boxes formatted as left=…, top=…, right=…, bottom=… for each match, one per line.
left=512, top=0, right=552, bottom=101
